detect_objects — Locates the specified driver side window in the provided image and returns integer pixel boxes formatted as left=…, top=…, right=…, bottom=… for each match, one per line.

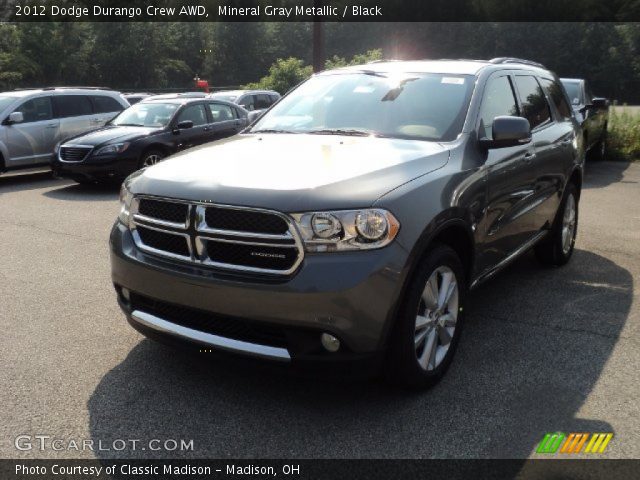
left=15, top=97, right=53, bottom=123
left=478, top=76, right=519, bottom=140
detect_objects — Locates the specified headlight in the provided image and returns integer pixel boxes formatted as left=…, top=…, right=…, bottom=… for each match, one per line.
left=291, top=209, right=400, bottom=252
left=95, top=142, right=130, bottom=156
left=118, top=183, right=133, bottom=225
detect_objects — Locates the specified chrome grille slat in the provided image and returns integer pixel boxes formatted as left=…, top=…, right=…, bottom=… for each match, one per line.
left=129, top=196, right=304, bottom=275
left=58, top=145, right=93, bottom=163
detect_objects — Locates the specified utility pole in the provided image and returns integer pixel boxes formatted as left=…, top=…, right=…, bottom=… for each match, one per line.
left=312, top=0, right=325, bottom=73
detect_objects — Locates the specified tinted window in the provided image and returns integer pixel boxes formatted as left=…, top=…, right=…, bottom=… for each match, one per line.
left=514, top=76, right=551, bottom=129
left=15, top=97, right=53, bottom=123
left=269, top=94, right=280, bottom=103
left=91, top=95, right=124, bottom=114
left=208, top=103, right=236, bottom=122
left=175, top=104, right=207, bottom=127
left=540, top=78, right=572, bottom=120
left=54, top=95, right=92, bottom=118
left=561, top=81, right=581, bottom=105
left=478, top=76, right=518, bottom=139
left=254, top=94, right=272, bottom=109
left=238, top=95, right=255, bottom=111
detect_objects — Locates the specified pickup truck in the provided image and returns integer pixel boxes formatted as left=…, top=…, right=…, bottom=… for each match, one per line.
left=560, top=78, right=609, bottom=160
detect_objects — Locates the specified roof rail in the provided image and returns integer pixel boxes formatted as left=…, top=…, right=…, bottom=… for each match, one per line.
left=490, top=57, right=545, bottom=68
left=13, top=86, right=112, bottom=91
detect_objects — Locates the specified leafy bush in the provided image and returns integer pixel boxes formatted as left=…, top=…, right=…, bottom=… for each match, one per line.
left=244, top=49, right=383, bottom=95
left=244, top=57, right=312, bottom=95
left=607, top=108, right=640, bottom=161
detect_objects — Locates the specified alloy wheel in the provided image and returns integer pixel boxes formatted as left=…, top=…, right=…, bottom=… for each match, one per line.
left=143, top=153, right=162, bottom=167
left=414, top=266, right=459, bottom=371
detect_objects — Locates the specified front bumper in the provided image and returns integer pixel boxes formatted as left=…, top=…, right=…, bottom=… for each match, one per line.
left=51, top=153, right=139, bottom=181
left=110, top=221, right=408, bottom=364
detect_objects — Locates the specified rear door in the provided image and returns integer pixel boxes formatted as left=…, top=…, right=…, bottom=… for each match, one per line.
left=537, top=77, right=577, bottom=222
left=53, top=95, right=96, bottom=141
left=511, top=74, right=559, bottom=233
left=477, top=73, right=540, bottom=270
left=205, top=102, right=242, bottom=142
left=171, top=103, right=210, bottom=150
left=4, top=95, right=58, bottom=167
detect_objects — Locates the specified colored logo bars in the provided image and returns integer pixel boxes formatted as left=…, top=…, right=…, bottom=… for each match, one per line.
left=537, top=432, right=613, bottom=454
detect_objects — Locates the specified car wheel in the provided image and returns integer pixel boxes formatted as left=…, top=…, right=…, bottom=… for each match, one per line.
left=386, top=244, right=466, bottom=390
left=535, top=183, right=578, bottom=266
left=138, top=150, right=165, bottom=169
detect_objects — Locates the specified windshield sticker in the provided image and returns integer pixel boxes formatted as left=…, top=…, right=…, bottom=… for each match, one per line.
left=441, top=77, right=465, bottom=85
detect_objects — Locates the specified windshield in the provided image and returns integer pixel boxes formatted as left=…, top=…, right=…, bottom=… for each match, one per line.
left=561, top=81, right=582, bottom=105
left=111, top=102, right=179, bottom=127
left=0, top=96, right=18, bottom=112
left=250, top=72, right=474, bottom=141
left=211, top=93, right=238, bottom=102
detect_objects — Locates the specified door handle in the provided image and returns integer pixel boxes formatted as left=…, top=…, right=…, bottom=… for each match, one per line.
left=524, top=152, right=537, bottom=161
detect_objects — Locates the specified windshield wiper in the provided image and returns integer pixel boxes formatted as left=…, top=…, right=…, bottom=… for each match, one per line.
left=115, top=123, right=145, bottom=127
left=306, top=128, right=376, bottom=137
left=251, top=128, right=298, bottom=134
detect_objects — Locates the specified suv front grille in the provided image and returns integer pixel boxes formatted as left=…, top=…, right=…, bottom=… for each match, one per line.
left=59, top=146, right=92, bottom=162
left=130, top=293, right=288, bottom=348
left=130, top=197, right=303, bottom=275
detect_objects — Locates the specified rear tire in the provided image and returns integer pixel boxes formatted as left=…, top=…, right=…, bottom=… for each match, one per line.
left=385, top=245, right=466, bottom=390
left=535, top=183, right=578, bottom=266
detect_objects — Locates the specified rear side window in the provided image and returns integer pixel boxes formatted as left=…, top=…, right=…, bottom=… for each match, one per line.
left=15, top=97, right=53, bottom=123
left=238, top=95, right=255, bottom=111
left=53, top=95, right=92, bottom=118
left=91, top=95, right=125, bottom=114
left=540, top=78, right=572, bottom=120
left=514, top=76, right=552, bottom=129
left=254, top=94, right=272, bottom=110
left=478, top=76, right=519, bottom=139
left=208, top=103, right=236, bottom=122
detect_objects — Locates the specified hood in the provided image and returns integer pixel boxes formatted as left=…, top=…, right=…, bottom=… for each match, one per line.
left=64, top=125, right=161, bottom=147
left=130, top=134, right=449, bottom=211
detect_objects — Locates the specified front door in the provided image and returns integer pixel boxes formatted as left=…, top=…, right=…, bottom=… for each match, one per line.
left=172, top=103, right=210, bottom=150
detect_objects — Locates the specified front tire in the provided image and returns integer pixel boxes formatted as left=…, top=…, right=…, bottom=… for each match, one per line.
left=535, top=183, right=578, bottom=266
left=589, top=130, right=607, bottom=161
left=138, top=150, right=165, bottom=169
left=386, top=245, right=466, bottom=390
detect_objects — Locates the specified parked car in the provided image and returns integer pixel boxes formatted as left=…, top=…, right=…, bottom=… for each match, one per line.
left=52, top=95, right=249, bottom=184
left=123, top=93, right=153, bottom=105
left=560, top=78, right=609, bottom=160
left=209, top=89, right=280, bottom=117
left=112, top=58, right=583, bottom=389
left=0, top=87, right=128, bottom=175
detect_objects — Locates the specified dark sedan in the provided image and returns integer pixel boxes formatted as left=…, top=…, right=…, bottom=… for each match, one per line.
left=51, top=95, right=249, bottom=184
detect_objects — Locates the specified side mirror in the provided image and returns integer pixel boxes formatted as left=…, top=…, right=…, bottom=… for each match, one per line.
left=247, top=110, right=264, bottom=124
left=592, top=97, right=609, bottom=108
left=480, top=116, right=531, bottom=149
left=7, top=111, right=24, bottom=124
left=176, top=120, right=193, bottom=130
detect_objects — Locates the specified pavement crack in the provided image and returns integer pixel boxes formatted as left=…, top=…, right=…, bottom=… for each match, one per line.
left=0, top=219, right=103, bottom=244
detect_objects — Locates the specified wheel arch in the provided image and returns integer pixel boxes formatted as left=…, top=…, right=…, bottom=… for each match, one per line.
left=379, top=213, right=475, bottom=349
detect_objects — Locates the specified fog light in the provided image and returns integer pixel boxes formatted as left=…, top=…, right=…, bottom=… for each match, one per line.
left=321, top=333, right=340, bottom=352
left=121, top=287, right=131, bottom=301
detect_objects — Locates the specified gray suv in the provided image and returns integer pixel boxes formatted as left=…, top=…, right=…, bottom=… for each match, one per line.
left=0, top=87, right=129, bottom=174
left=111, top=58, right=583, bottom=388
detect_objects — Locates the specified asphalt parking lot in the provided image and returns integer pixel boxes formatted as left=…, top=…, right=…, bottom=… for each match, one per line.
left=0, top=160, right=638, bottom=460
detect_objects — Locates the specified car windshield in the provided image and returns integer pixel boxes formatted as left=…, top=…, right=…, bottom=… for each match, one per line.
left=562, top=81, right=582, bottom=105
left=250, top=72, right=474, bottom=141
left=211, top=93, right=238, bottom=102
left=111, top=102, right=179, bottom=127
left=0, top=96, right=18, bottom=112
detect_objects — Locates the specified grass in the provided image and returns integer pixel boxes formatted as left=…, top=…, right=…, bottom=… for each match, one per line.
left=607, top=107, right=640, bottom=161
